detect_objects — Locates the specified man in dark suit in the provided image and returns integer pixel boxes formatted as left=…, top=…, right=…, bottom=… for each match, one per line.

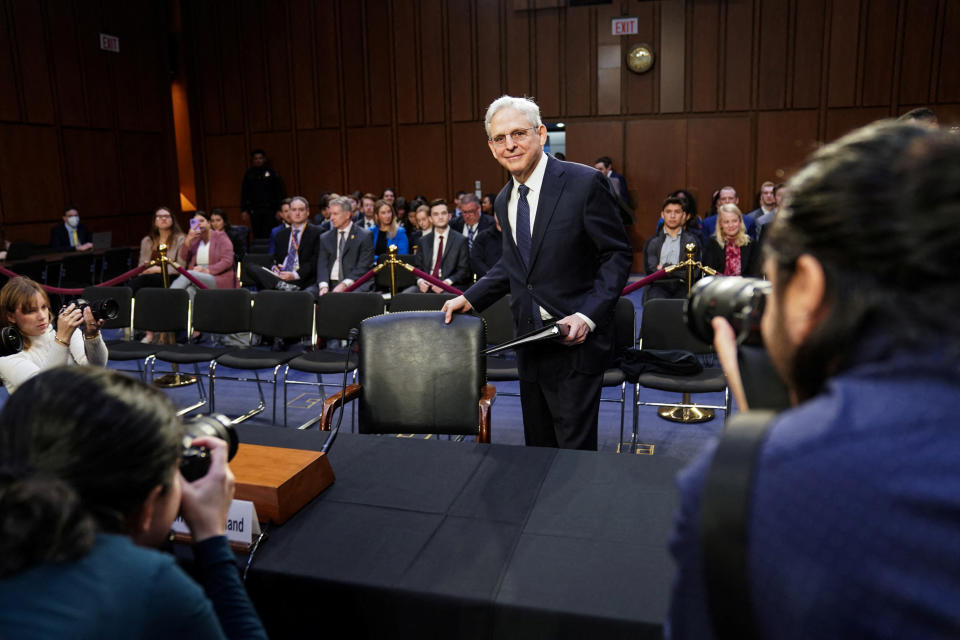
left=50, top=206, right=93, bottom=252
left=267, top=195, right=321, bottom=291
left=317, top=196, right=375, bottom=295
left=412, top=199, right=472, bottom=292
left=449, top=193, right=494, bottom=252
left=444, top=96, right=632, bottom=450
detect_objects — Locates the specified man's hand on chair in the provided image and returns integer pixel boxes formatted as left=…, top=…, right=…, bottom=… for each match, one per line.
left=443, top=295, right=473, bottom=323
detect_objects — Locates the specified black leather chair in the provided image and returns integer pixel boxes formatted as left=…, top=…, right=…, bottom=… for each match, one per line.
left=282, top=292, right=386, bottom=428
left=388, top=292, right=455, bottom=312
left=319, top=311, right=495, bottom=443
left=481, top=295, right=520, bottom=396
left=631, top=298, right=729, bottom=449
left=601, top=297, right=636, bottom=452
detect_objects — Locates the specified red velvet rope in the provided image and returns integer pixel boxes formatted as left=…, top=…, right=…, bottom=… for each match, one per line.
left=170, top=263, right=211, bottom=290
left=0, top=263, right=150, bottom=295
left=340, top=263, right=672, bottom=297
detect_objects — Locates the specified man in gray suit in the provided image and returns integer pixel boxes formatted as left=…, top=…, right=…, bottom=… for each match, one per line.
left=316, top=196, right=375, bottom=295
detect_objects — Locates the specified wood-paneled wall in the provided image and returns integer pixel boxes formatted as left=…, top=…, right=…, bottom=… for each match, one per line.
left=0, top=0, right=179, bottom=248
left=184, top=0, right=960, bottom=270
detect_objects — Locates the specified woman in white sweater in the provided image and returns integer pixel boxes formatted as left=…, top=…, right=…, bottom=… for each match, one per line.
left=0, top=277, right=106, bottom=394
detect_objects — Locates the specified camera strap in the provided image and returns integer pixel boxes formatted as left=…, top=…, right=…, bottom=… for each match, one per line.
left=700, top=410, right=776, bottom=640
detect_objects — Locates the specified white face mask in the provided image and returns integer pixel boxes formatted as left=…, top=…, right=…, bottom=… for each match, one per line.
left=66, top=215, right=79, bottom=228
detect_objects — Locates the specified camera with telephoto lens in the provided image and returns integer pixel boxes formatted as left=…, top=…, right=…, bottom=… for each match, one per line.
left=685, top=276, right=771, bottom=346
left=180, top=413, right=239, bottom=482
left=73, top=297, right=120, bottom=322
left=0, top=326, right=24, bottom=357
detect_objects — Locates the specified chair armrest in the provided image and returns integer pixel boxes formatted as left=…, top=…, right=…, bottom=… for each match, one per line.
left=477, top=384, right=496, bottom=443
left=319, top=383, right=362, bottom=431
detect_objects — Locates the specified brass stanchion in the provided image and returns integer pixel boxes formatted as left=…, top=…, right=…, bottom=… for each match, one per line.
left=152, top=243, right=199, bottom=388
left=658, top=242, right=718, bottom=424
left=368, top=244, right=415, bottom=297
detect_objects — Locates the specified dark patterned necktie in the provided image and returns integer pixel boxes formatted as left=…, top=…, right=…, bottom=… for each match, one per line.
left=283, top=227, right=300, bottom=272
left=516, top=184, right=531, bottom=266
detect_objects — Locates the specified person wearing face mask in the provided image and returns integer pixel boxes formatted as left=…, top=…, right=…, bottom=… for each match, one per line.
left=49, top=207, right=93, bottom=252
left=0, top=276, right=106, bottom=394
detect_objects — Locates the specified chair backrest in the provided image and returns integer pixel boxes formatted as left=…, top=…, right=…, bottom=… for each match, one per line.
left=250, top=290, right=315, bottom=340
left=240, top=253, right=274, bottom=287
left=192, top=288, right=252, bottom=334
left=100, top=247, right=133, bottom=282
left=11, top=260, right=46, bottom=283
left=479, top=295, right=514, bottom=345
left=358, top=311, right=485, bottom=436
left=388, top=292, right=454, bottom=312
left=132, top=288, right=191, bottom=332
left=613, top=296, right=637, bottom=350
left=374, top=254, right=417, bottom=291
left=316, top=292, right=386, bottom=340
left=57, top=253, right=95, bottom=287
left=640, top=298, right=712, bottom=354
left=81, top=286, right=133, bottom=331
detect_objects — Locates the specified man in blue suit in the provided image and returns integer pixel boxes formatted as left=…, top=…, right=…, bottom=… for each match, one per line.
left=444, top=95, right=632, bottom=450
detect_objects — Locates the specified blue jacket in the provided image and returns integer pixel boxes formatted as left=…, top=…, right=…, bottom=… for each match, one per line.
left=371, top=226, right=409, bottom=257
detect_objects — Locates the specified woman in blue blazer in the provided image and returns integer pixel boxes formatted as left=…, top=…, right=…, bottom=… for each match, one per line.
left=370, top=199, right=409, bottom=259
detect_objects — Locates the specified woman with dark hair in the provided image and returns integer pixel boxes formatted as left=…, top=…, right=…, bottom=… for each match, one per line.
left=0, top=276, right=106, bottom=394
left=481, top=193, right=496, bottom=215
left=209, top=208, right=246, bottom=264
left=702, top=203, right=760, bottom=277
left=370, top=198, right=409, bottom=258
left=174, top=210, right=238, bottom=295
left=135, top=206, right=186, bottom=290
left=0, top=367, right=266, bottom=638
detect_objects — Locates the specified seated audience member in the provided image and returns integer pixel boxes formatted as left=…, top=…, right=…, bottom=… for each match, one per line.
left=470, top=214, right=503, bottom=279
left=317, top=196, right=374, bottom=295
left=409, top=204, right=432, bottom=254
left=0, top=367, right=267, bottom=639
left=312, top=193, right=333, bottom=232
left=50, top=206, right=93, bottom=252
left=173, top=210, right=237, bottom=298
left=701, top=186, right=757, bottom=241
left=656, top=189, right=704, bottom=238
left=370, top=199, right=409, bottom=258
left=642, top=197, right=702, bottom=301
left=746, top=180, right=778, bottom=221
left=666, top=121, right=960, bottom=639
left=450, top=193, right=493, bottom=252
left=354, top=193, right=378, bottom=230
left=394, top=196, right=410, bottom=228
left=267, top=198, right=292, bottom=255
left=411, top=199, right=471, bottom=292
left=133, top=207, right=186, bottom=291
left=702, top=203, right=760, bottom=277
left=481, top=192, right=496, bottom=216
left=209, top=208, right=246, bottom=264
left=0, top=277, right=106, bottom=394
left=381, top=188, right=396, bottom=206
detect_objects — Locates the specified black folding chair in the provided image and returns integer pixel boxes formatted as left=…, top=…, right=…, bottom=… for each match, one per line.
left=105, top=288, right=191, bottom=381
left=388, top=292, right=455, bottom=312
left=209, top=290, right=316, bottom=424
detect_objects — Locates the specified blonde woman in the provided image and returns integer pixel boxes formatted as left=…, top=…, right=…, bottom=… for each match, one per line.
left=703, top=203, right=761, bottom=277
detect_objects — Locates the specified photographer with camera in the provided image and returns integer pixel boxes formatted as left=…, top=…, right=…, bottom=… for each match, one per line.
left=666, top=121, right=960, bottom=638
left=0, top=276, right=107, bottom=394
left=0, top=367, right=266, bottom=639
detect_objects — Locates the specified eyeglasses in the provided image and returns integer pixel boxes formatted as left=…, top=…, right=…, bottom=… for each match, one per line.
left=489, top=127, right=536, bottom=147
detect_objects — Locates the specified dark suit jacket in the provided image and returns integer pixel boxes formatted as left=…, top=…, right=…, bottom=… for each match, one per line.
left=412, top=230, right=471, bottom=289
left=470, top=227, right=502, bottom=279
left=273, top=223, right=322, bottom=289
left=449, top=214, right=495, bottom=235
left=464, top=156, right=632, bottom=377
left=316, top=225, right=375, bottom=290
left=702, top=237, right=762, bottom=277
left=50, top=223, right=92, bottom=251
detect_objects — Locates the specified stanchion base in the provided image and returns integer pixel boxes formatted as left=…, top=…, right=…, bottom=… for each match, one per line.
left=154, top=373, right=198, bottom=388
left=658, top=405, right=714, bottom=423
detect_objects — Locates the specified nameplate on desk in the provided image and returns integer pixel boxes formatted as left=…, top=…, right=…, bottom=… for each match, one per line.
left=171, top=499, right=261, bottom=547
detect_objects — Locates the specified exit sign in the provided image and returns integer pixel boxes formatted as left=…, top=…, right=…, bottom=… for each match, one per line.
left=99, top=33, right=120, bottom=53
left=611, top=17, right=638, bottom=35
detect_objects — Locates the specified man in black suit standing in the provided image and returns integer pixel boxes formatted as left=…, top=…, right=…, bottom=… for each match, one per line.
left=317, top=196, right=375, bottom=295
left=268, top=195, right=321, bottom=291
left=412, top=199, right=472, bottom=292
left=50, top=206, right=93, bottom=252
left=444, top=95, right=632, bottom=450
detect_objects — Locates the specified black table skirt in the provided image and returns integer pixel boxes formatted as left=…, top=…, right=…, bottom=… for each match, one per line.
left=234, top=426, right=683, bottom=639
